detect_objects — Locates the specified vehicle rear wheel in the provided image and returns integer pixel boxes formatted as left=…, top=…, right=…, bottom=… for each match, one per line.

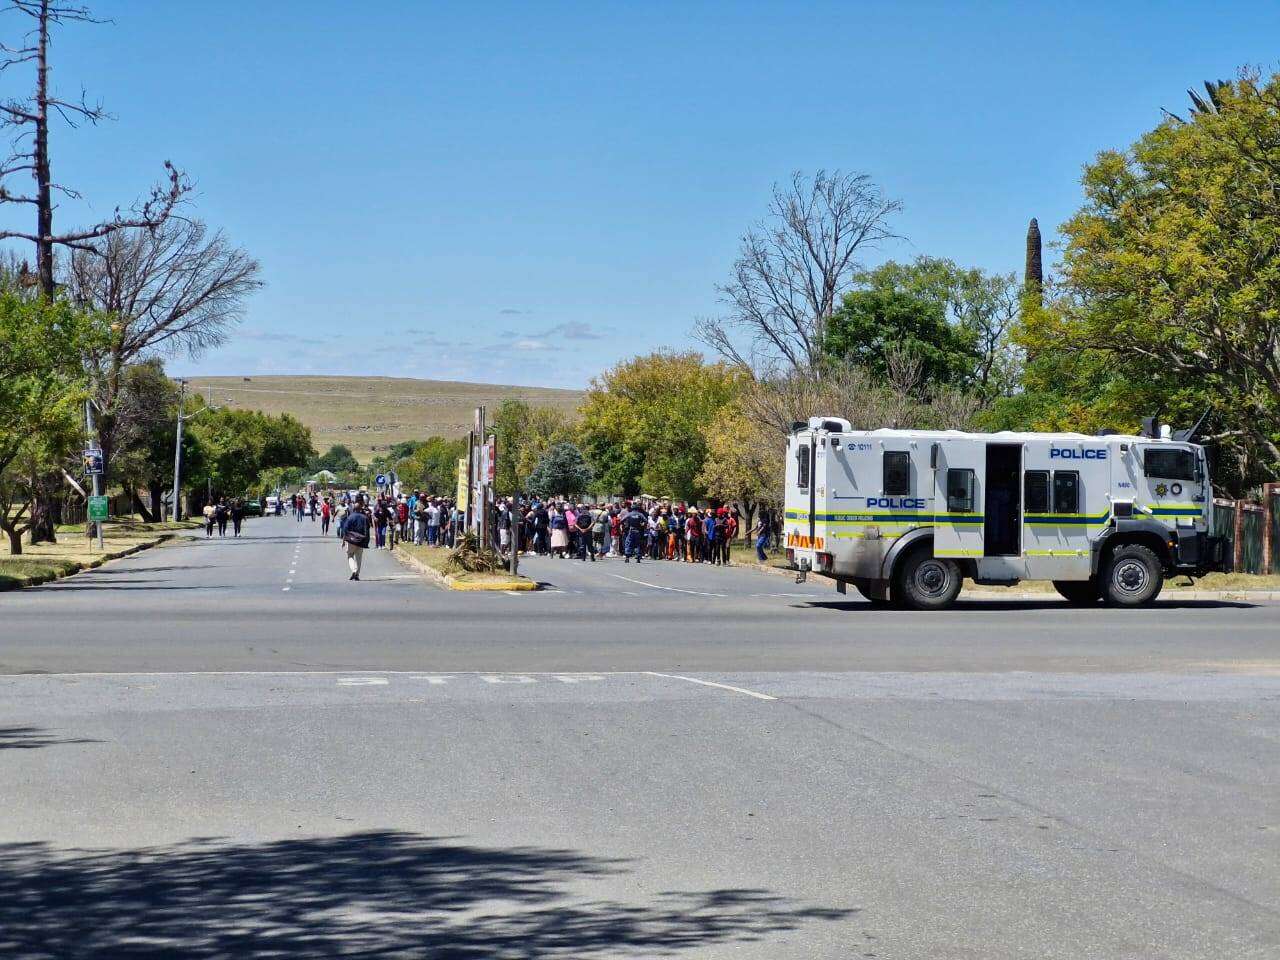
left=894, top=549, right=962, bottom=611
left=1102, top=544, right=1164, bottom=607
left=1052, top=578, right=1101, bottom=604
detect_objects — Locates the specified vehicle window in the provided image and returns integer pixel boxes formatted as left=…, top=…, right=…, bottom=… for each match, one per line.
left=795, top=444, right=810, bottom=489
left=883, top=451, right=910, bottom=496
left=1024, top=470, right=1049, bottom=513
left=1053, top=471, right=1079, bottom=514
left=946, top=468, right=975, bottom=513
left=1143, top=447, right=1196, bottom=481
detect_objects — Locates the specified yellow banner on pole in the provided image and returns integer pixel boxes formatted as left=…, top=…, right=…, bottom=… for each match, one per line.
left=456, top=458, right=469, bottom=512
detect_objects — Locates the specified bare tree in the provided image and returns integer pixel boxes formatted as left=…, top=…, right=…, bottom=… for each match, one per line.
left=65, top=218, right=263, bottom=487
left=737, top=357, right=980, bottom=441
left=0, top=0, right=189, bottom=298
left=697, top=170, right=901, bottom=374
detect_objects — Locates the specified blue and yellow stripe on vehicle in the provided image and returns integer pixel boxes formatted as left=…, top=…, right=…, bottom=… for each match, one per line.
left=1146, top=503, right=1202, bottom=518
left=785, top=511, right=983, bottom=524
left=1024, top=509, right=1110, bottom=527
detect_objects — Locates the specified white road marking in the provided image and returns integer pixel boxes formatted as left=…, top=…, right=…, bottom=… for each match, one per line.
left=480, top=675, right=536, bottom=684
left=644, top=671, right=778, bottom=701
left=609, top=573, right=726, bottom=598
left=337, top=677, right=390, bottom=686
left=281, top=587, right=290, bottom=592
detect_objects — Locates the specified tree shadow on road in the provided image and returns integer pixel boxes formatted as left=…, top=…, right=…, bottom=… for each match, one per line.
left=0, top=725, right=101, bottom=750
left=0, top=830, right=852, bottom=958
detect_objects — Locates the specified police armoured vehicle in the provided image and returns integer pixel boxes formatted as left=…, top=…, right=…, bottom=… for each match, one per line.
left=784, top=417, right=1223, bottom=609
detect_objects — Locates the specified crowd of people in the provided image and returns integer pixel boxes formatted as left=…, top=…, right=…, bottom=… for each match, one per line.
left=496, top=499, right=779, bottom=564
left=279, top=487, right=782, bottom=581
left=201, top=498, right=247, bottom=538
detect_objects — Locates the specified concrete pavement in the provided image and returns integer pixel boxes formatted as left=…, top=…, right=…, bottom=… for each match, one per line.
left=1, top=514, right=1278, bottom=958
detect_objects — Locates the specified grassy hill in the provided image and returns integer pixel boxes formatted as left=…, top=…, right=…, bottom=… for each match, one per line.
left=186, top=376, right=583, bottom=463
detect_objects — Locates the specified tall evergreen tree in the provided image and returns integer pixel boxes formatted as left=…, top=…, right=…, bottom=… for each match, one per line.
left=1024, top=218, right=1043, bottom=303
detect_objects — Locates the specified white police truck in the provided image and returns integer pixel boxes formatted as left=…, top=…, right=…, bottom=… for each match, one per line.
left=784, top=417, right=1223, bottom=609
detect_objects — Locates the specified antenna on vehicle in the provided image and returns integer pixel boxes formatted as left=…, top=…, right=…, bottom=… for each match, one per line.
left=1172, top=407, right=1211, bottom=443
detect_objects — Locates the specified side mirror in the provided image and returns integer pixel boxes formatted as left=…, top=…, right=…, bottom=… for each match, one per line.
left=930, top=443, right=940, bottom=469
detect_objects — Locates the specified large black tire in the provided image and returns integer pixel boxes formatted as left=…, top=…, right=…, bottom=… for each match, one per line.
left=1053, top=578, right=1101, bottom=604
left=1101, top=544, right=1164, bottom=607
left=893, top=548, right=962, bottom=611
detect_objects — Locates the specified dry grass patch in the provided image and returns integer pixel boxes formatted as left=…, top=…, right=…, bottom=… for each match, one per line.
left=0, top=518, right=201, bottom=589
left=187, top=375, right=583, bottom=462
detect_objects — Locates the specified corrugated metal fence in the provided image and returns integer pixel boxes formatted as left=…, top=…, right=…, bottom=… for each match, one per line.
left=1213, top=485, right=1280, bottom=574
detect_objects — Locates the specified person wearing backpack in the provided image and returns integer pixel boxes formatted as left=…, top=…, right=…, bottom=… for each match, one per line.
left=591, top=507, right=608, bottom=558
left=574, top=506, right=596, bottom=561
left=342, top=496, right=371, bottom=580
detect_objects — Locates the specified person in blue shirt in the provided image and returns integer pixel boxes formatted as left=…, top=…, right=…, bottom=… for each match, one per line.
left=703, top=511, right=717, bottom=563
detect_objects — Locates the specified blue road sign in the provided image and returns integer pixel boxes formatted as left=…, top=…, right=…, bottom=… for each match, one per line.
left=375, top=474, right=387, bottom=487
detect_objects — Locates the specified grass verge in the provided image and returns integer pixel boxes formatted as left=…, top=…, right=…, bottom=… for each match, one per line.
left=0, top=518, right=201, bottom=589
left=396, top=542, right=536, bottom=590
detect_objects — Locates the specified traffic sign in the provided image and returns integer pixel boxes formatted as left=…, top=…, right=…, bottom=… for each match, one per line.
left=87, top=495, right=108, bottom=522
left=375, top=473, right=387, bottom=487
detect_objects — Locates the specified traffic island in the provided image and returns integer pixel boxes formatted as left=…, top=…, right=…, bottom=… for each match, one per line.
left=394, top=542, right=537, bottom=591
left=0, top=518, right=202, bottom=590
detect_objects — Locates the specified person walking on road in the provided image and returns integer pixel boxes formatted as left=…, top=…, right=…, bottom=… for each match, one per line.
left=342, top=495, right=371, bottom=580
left=230, top=499, right=245, bottom=538
left=320, top=497, right=332, bottom=536
left=215, top=499, right=229, bottom=538
left=202, top=501, right=215, bottom=538
left=752, top=507, right=771, bottom=562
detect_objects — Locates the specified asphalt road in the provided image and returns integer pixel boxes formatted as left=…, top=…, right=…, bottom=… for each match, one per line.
left=1, top=514, right=1278, bottom=959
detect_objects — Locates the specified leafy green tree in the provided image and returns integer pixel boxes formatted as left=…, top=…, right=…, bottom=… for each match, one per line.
left=308, top=444, right=360, bottom=477
left=491, top=399, right=573, bottom=495
left=107, top=360, right=204, bottom=521
left=0, top=290, right=109, bottom=552
left=395, top=436, right=467, bottom=494
left=1011, top=69, right=1280, bottom=493
left=187, top=408, right=314, bottom=504
left=577, top=352, right=745, bottom=499
left=526, top=441, right=594, bottom=498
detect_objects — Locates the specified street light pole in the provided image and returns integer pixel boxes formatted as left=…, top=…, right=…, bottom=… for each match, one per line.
left=171, top=379, right=187, bottom=522
left=84, top=397, right=104, bottom=550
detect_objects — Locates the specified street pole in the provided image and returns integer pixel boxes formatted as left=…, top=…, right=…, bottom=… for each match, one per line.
left=171, top=379, right=187, bottom=523
left=472, top=406, right=486, bottom=540
left=84, top=398, right=103, bottom=550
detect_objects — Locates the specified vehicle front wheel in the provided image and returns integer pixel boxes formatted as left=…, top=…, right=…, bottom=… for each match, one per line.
left=1102, top=544, right=1164, bottom=607
left=1053, top=578, right=1101, bottom=604
left=894, top=550, right=962, bottom=611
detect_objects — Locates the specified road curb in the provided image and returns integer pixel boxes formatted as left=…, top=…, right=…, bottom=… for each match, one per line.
left=0, top=532, right=184, bottom=591
left=393, top=545, right=538, bottom=591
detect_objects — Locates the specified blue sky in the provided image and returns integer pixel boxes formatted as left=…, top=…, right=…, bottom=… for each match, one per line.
left=6, top=1, right=1279, bottom=388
